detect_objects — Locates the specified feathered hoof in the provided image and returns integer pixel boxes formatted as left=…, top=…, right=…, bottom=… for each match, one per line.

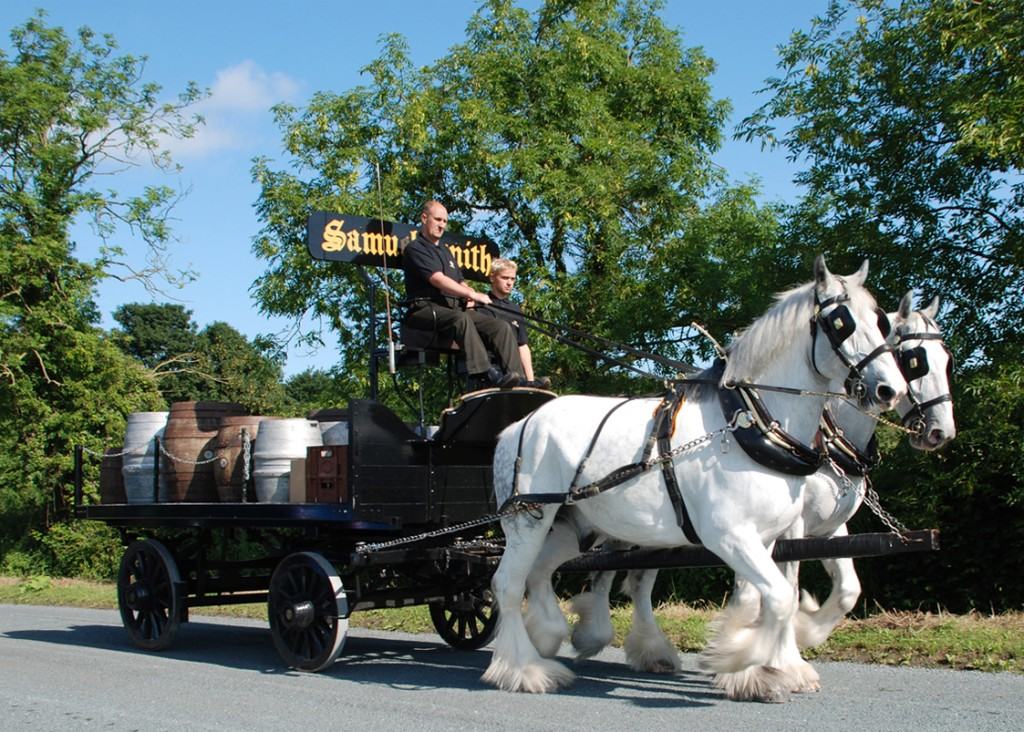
left=482, top=656, right=576, bottom=693
left=790, top=661, right=821, bottom=693
left=713, top=665, right=794, bottom=703
left=570, top=592, right=614, bottom=659
left=624, top=632, right=682, bottom=674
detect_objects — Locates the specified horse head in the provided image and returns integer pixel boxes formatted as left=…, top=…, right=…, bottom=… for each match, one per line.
left=889, top=292, right=956, bottom=450
left=811, top=256, right=907, bottom=412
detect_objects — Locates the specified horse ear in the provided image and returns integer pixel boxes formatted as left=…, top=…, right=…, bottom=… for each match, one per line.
left=813, top=255, right=831, bottom=287
left=849, top=260, right=869, bottom=286
left=921, top=295, right=941, bottom=320
left=898, top=291, right=914, bottom=319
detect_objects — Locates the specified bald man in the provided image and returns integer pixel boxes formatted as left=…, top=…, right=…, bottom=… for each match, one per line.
left=402, top=200, right=523, bottom=389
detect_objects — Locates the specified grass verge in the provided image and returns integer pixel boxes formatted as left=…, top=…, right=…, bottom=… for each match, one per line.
left=2, top=576, right=1020, bottom=674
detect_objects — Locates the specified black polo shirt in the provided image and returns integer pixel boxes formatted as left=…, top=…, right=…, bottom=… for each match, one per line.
left=487, top=293, right=529, bottom=347
left=403, top=234, right=464, bottom=308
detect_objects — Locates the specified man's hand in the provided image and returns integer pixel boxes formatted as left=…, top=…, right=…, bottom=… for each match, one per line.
left=468, top=291, right=492, bottom=306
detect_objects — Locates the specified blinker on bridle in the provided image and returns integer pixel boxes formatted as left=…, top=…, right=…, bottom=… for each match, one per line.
left=809, top=290, right=896, bottom=399
left=892, top=327, right=954, bottom=434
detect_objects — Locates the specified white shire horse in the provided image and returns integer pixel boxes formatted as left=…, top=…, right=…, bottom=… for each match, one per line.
left=570, top=292, right=955, bottom=672
left=482, top=256, right=907, bottom=702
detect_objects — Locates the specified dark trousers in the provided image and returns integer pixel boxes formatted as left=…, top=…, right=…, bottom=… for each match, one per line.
left=405, top=302, right=523, bottom=375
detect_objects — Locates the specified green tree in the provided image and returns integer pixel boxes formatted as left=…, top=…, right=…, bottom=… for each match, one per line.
left=284, top=367, right=361, bottom=417
left=112, top=303, right=199, bottom=369
left=112, top=302, right=203, bottom=402
left=738, top=0, right=1024, bottom=362
left=110, top=303, right=293, bottom=414
left=252, top=0, right=782, bottom=407
left=0, top=12, right=201, bottom=572
left=193, top=321, right=290, bottom=414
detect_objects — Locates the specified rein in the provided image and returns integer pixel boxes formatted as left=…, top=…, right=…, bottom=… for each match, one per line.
left=484, top=300, right=699, bottom=378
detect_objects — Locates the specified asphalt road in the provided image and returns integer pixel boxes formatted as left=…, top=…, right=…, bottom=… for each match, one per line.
left=1, top=604, right=1021, bottom=731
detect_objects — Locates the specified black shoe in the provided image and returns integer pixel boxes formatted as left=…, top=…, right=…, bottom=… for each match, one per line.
left=525, top=376, right=551, bottom=389
left=486, top=366, right=521, bottom=388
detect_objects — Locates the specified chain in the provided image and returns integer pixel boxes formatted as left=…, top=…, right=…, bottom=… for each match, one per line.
left=838, top=400, right=919, bottom=437
left=648, top=409, right=753, bottom=467
left=825, top=456, right=858, bottom=498
left=242, top=429, right=251, bottom=482
left=355, top=506, right=523, bottom=554
left=157, top=440, right=220, bottom=466
left=861, top=478, right=911, bottom=536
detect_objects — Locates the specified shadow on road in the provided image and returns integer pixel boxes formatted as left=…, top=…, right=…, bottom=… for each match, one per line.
left=5, top=616, right=720, bottom=708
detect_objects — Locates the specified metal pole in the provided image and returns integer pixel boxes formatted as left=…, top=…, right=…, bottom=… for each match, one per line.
left=74, top=445, right=83, bottom=508
left=153, top=436, right=161, bottom=503
left=360, top=268, right=379, bottom=401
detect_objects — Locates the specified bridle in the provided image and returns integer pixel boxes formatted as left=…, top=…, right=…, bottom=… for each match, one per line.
left=809, top=288, right=897, bottom=401
left=891, top=320, right=954, bottom=435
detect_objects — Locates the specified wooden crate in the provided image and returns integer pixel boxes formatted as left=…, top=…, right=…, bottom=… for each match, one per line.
left=305, top=445, right=348, bottom=503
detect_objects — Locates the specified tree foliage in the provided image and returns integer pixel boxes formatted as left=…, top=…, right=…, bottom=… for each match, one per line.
left=111, top=302, right=293, bottom=414
left=738, top=0, right=1024, bottom=363
left=252, top=0, right=783, bottom=405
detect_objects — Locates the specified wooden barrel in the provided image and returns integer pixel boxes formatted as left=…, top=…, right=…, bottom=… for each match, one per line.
left=100, top=448, right=126, bottom=504
left=253, top=418, right=322, bottom=502
left=162, top=401, right=248, bottom=502
left=213, top=415, right=276, bottom=502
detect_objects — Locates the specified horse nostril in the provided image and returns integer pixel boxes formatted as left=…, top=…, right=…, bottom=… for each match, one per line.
left=876, top=384, right=896, bottom=405
left=929, top=429, right=947, bottom=447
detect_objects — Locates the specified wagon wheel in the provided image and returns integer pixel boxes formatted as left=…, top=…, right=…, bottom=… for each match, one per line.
left=268, top=552, right=349, bottom=671
left=429, top=587, right=498, bottom=650
left=117, top=539, right=183, bottom=651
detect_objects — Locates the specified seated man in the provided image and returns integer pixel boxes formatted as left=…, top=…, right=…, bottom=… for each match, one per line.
left=483, top=258, right=550, bottom=389
left=402, top=200, right=523, bottom=389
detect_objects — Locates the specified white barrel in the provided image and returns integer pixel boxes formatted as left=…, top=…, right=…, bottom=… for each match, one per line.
left=121, top=411, right=169, bottom=503
left=253, top=418, right=322, bottom=502
left=319, top=420, right=349, bottom=446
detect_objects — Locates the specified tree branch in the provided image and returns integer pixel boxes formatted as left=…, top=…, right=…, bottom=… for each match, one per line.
left=32, top=349, right=63, bottom=385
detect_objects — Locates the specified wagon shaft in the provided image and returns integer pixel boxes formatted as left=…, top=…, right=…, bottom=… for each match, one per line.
left=558, top=529, right=940, bottom=572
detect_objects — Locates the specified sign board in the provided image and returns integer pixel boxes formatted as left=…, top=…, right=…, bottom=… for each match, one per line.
left=306, top=212, right=499, bottom=283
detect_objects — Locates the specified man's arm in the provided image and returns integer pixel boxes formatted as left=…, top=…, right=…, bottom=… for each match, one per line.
left=427, top=271, right=492, bottom=305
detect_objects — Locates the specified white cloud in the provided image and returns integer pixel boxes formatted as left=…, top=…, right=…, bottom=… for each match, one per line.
left=156, top=60, right=301, bottom=161
left=206, top=60, right=301, bottom=112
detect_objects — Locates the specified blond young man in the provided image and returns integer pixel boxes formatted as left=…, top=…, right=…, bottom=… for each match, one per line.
left=484, top=258, right=550, bottom=389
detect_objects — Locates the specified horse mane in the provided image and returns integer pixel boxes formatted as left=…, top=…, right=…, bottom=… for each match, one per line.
left=720, top=281, right=816, bottom=386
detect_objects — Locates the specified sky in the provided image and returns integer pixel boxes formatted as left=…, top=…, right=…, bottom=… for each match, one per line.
left=2, top=1, right=829, bottom=376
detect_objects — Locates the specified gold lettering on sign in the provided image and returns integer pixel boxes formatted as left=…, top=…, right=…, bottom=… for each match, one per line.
left=448, top=242, right=493, bottom=275
left=321, top=219, right=345, bottom=252
left=362, top=231, right=400, bottom=257
left=478, top=244, right=492, bottom=277
left=346, top=229, right=361, bottom=253
left=346, top=229, right=360, bottom=252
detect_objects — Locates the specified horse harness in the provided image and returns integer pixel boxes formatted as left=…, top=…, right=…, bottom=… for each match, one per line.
left=502, top=383, right=702, bottom=545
